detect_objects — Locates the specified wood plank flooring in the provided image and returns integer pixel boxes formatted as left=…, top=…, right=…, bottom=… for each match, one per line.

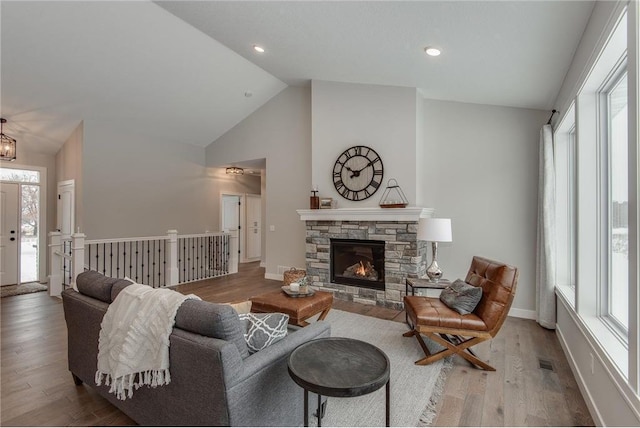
left=0, top=262, right=593, bottom=426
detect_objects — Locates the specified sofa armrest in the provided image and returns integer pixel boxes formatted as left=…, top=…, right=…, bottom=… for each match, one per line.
left=235, top=320, right=330, bottom=384
left=225, top=321, right=331, bottom=426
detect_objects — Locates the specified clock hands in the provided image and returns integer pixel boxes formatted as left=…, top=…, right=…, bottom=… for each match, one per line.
left=349, top=159, right=376, bottom=178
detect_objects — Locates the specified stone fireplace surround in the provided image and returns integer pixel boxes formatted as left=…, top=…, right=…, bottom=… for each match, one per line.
left=297, top=207, right=434, bottom=309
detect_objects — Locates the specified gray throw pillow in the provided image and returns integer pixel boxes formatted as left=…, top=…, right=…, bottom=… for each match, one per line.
left=439, top=279, right=483, bottom=315
left=238, top=313, right=289, bottom=354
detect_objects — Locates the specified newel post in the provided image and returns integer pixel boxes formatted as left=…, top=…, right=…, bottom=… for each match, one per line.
left=71, top=232, right=86, bottom=291
left=166, top=230, right=179, bottom=286
left=48, top=231, right=62, bottom=297
left=228, top=230, right=239, bottom=274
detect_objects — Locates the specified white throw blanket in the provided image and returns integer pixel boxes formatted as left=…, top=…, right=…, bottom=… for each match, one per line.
left=95, top=282, right=200, bottom=400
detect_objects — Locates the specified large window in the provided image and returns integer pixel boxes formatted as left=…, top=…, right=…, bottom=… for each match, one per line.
left=555, top=104, right=577, bottom=297
left=604, top=71, right=628, bottom=331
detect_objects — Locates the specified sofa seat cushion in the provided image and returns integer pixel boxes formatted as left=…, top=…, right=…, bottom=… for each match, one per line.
left=405, top=295, right=488, bottom=331
left=174, top=299, right=250, bottom=358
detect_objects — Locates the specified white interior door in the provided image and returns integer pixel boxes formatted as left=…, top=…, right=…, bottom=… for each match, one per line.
left=221, top=195, right=241, bottom=260
left=1, top=183, right=19, bottom=286
left=222, top=195, right=240, bottom=232
left=57, top=180, right=75, bottom=237
left=245, top=194, right=261, bottom=260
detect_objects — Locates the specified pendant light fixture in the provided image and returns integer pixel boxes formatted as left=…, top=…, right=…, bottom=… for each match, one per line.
left=0, top=118, right=17, bottom=162
left=226, top=166, right=244, bottom=175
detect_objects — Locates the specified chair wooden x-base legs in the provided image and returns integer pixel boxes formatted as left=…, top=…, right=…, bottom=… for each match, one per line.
left=403, top=329, right=496, bottom=371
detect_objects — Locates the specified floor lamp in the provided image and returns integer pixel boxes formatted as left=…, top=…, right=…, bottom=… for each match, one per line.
left=418, top=218, right=452, bottom=282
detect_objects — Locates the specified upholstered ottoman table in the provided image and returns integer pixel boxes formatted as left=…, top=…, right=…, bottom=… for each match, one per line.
left=250, top=289, right=333, bottom=327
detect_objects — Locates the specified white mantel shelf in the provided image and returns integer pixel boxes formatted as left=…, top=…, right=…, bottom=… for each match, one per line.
left=296, top=207, right=434, bottom=222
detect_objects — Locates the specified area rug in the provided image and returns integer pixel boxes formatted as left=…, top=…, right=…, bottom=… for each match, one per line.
left=309, top=309, right=452, bottom=427
left=1, top=282, right=48, bottom=298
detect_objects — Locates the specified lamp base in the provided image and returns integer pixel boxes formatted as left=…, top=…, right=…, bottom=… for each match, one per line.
left=426, top=261, right=443, bottom=282
left=426, top=242, right=443, bottom=282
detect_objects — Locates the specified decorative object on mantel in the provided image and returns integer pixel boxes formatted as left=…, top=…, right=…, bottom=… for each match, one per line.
left=319, top=198, right=333, bottom=209
left=0, top=118, right=17, bottom=162
left=417, top=218, right=453, bottom=282
left=226, top=166, right=244, bottom=175
left=310, top=186, right=320, bottom=209
left=379, top=179, right=408, bottom=208
left=283, top=267, right=306, bottom=286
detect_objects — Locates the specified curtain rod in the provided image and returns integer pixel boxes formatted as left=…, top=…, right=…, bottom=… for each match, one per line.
left=546, top=109, right=558, bottom=125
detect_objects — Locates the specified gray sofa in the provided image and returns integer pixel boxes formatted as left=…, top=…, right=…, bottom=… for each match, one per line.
left=61, top=270, right=331, bottom=426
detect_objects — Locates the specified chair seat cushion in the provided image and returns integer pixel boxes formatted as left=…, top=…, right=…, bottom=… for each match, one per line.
left=405, top=295, right=488, bottom=331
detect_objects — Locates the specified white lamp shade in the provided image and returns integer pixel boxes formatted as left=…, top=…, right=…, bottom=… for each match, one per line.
left=417, top=218, right=452, bottom=242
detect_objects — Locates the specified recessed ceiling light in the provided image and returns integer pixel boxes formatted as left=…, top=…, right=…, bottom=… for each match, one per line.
left=253, top=45, right=265, bottom=53
left=424, top=47, right=441, bottom=57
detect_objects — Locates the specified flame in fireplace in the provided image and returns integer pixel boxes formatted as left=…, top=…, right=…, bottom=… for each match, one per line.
left=355, top=261, right=367, bottom=276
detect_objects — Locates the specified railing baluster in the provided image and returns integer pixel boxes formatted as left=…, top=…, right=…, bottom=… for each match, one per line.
left=81, top=232, right=230, bottom=286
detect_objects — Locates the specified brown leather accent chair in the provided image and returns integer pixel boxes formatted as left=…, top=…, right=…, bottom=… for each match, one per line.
left=403, top=256, right=518, bottom=371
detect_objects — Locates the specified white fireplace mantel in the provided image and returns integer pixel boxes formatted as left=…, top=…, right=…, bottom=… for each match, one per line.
left=296, top=207, right=434, bottom=222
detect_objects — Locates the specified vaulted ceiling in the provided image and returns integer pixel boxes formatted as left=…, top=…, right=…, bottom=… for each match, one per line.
left=1, top=1, right=595, bottom=156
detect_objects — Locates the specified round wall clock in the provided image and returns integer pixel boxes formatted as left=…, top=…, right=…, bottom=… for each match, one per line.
left=332, top=145, right=384, bottom=201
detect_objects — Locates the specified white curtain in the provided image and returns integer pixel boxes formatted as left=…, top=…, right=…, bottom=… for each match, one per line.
left=536, top=124, right=556, bottom=329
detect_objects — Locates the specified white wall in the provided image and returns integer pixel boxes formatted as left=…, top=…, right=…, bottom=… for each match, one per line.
left=205, top=86, right=311, bottom=277
left=311, top=80, right=419, bottom=206
left=56, top=122, right=84, bottom=232
left=82, top=121, right=213, bottom=239
left=422, top=99, right=547, bottom=317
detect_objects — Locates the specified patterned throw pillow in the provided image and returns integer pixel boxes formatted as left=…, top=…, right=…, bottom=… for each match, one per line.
left=238, top=313, right=289, bottom=354
left=439, top=279, right=483, bottom=315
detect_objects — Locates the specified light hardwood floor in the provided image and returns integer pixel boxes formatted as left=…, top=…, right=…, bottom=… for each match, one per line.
left=0, top=262, right=593, bottom=426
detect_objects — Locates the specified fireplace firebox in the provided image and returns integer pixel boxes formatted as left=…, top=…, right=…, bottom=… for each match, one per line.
left=330, top=239, right=385, bottom=290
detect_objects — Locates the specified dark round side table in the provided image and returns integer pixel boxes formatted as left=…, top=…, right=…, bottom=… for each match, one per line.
left=288, top=337, right=391, bottom=427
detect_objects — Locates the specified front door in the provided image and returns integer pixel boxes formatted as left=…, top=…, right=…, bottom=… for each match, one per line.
left=0, top=183, right=19, bottom=285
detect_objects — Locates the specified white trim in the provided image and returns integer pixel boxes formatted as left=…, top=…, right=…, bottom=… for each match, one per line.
left=260, top=261, right=266, bottom=268
left=297, top=207, right=434, bottom=222
left=265, top=272, right=283, bottom=281
left=507, top=307, right=536, bottom=320
left=0, top=163, right=47, bottom=284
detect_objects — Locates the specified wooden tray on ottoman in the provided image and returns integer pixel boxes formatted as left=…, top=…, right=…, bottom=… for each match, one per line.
left=250, top=289, right=333, bottom=327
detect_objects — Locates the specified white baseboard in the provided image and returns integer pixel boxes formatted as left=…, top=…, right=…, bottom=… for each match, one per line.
left=265, top=273, right=283, bottom=281
left=260, top=262, right=266, bottom=268
left=508, top=307, right=536, bottom=320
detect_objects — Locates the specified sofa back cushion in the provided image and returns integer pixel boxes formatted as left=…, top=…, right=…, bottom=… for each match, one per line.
left=76, top=270, right=250, bottom=358
left=174, top=300, right=250, bottom=358
left=76, top=270, right=132, bottom=303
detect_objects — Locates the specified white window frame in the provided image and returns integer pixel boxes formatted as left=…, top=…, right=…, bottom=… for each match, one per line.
left=554, top=103, right=577, bottom=305
left=597, top=64, right=629, bottom=335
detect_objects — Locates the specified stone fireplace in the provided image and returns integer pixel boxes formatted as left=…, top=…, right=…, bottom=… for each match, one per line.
left=297, top=207, right=433, bottom=309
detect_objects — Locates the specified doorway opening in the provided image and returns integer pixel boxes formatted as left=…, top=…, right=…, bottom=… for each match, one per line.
left=1, top=167, right=45, bottom=286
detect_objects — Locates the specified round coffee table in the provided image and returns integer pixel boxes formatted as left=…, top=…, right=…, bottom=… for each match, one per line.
left=288, top=337, right=390, bottom=427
